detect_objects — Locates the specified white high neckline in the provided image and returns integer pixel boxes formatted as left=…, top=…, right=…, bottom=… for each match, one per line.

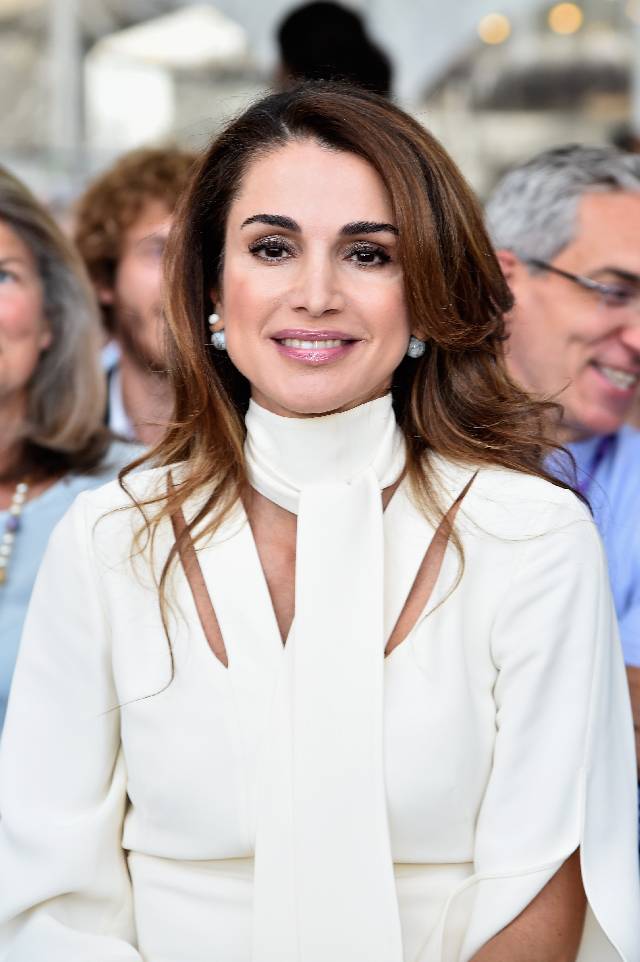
left=244, top=394, right=405, bottom=513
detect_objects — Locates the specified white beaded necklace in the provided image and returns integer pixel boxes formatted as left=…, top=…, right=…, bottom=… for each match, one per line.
left=0, top=481, right=29, bottom=586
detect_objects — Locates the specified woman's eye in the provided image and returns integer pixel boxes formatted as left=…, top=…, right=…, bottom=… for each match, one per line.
left=249, top=237, right=294, bottom=262
left=0, top=268, right=15, bottom=283
left=345, top=244, right=391, bottom=268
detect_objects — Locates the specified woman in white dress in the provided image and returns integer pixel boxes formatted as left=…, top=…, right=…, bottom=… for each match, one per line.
left=0, top=83, right=638, bottom=962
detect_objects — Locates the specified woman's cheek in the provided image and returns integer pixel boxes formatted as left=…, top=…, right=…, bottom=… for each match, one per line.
left=0, top=292, right=44, bottom=342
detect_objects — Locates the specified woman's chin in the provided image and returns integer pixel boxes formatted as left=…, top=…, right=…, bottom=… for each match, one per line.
left=250, top=388, right=371, bottom=419
left=252, top=399, right=353, bottom=419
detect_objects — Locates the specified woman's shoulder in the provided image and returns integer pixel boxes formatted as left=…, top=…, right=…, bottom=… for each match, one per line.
left=475, top=461, right=585, bottom=509
left=72, top=461, right=176, bottom=519
left=429, top=453, right=593, bottom=541
left=48, top=462, right=180, bottom=577
left=47, top=462, right=175, bottom=558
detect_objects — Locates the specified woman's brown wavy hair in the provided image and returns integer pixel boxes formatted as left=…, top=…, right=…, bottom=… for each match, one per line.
left=122, top=82, right=569, bottom=636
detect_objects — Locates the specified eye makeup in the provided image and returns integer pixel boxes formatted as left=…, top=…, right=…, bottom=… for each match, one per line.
left=247, top=235, right=393, bottom=268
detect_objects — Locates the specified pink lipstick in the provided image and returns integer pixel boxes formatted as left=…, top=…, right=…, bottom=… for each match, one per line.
left=271, top=329, right=360, bottom=366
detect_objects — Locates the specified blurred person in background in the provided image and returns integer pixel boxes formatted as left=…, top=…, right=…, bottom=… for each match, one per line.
left=486, top=144, right=640, bottom=778
left=610, top=123, right=640, bottom=156
left=74, top=147, right=196, bottom=446
left=611, top=126, right=640, bottom=431
left=275, top=1, right=392, bottom=97
left=0, top=165, right=133, bottom=731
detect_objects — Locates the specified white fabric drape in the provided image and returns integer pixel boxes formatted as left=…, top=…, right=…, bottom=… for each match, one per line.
left=245, top=395, right=406, bottom=962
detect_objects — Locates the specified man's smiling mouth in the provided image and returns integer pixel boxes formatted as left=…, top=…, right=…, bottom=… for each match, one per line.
left=591, top=362, right=640, bottom=391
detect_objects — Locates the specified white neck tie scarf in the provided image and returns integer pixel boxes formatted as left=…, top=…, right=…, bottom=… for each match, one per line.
left=245, top=394, right=406, bottom=962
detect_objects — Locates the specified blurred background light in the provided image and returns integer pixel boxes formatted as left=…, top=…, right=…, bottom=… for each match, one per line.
left=477, top=12, right=512, bottom=45
left=626, top=0, right=640, bottom=23
left=93, top=4, right=248, bottom=70
left=548, top=2, right=584, bottom=35
left=0, top=0, right=637, bottom=203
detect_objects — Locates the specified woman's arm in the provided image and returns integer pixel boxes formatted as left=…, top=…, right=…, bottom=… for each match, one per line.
left=0, top=492, right=142, bottom=961
left=471, top=850, right=586, bottom=962
left=433, top=493, right=639, bottom=962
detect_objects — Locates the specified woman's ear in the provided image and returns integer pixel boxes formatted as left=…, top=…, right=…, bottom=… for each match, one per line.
left=38, top=320, right=53, bottom=352
left=208, top=289, right=224, bottom=332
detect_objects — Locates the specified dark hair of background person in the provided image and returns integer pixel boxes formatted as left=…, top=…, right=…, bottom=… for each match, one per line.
left=276, top=2, right=392, bottom=97
left=119, top=81, right=573, bottom=630
left=74, top=147, right=196, bottom=334
left=0, top=165, right=110, bottom=482
left=609, top=122, right=640, bottom=154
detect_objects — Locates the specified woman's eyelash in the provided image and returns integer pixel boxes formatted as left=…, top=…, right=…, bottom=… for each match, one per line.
left=344, top=242, right=391, bottom=266
left=248, top=236, right=295, bottom=260
left=247, top=236, right=392, bottom=267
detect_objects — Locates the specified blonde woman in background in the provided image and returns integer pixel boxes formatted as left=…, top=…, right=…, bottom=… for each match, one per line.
left=0, top=165, right=134, bottom=730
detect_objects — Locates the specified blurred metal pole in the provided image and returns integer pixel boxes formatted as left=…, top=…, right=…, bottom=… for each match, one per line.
left=633, top=20, right=640, bottom=138
left=47, top=0, right=83, bottom=174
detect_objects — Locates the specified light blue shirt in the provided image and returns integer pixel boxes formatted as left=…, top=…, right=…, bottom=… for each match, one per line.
left=0, top=442, right=136, bottom=731
left=562, top=426, right=640, bottom=668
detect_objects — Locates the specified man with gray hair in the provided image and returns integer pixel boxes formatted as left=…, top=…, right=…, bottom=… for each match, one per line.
left=486, top=144, right=640, bottom=775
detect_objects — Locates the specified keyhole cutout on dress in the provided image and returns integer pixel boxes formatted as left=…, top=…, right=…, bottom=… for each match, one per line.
left=244, top=478, right=404, bottom=646
left=245, top=488, right=297, bottom=645
left=170, top=473, right=475, bottom=668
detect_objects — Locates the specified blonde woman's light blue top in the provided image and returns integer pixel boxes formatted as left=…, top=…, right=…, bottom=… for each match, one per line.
left=0, top=442, right=135, bottom=731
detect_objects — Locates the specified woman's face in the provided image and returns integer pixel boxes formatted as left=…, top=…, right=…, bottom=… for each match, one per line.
left=216, top=139, right=412, bottom=417
left=0, top=220, right=50, bottom=413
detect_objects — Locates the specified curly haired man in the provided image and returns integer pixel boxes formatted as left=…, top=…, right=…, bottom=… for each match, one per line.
left=75, top=147, right=195, bottom=445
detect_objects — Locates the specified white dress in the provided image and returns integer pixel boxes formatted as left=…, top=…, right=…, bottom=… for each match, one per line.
left=0, top=453, right=638, bottom=961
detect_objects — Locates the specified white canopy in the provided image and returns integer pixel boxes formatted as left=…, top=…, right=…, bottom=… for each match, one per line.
left=90, top=3, right=248, bottom=71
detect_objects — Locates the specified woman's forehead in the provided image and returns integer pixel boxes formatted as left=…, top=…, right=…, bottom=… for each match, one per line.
left=227, top=140, right=394, bottom=234
left=0, top=219, right=36, bottom=264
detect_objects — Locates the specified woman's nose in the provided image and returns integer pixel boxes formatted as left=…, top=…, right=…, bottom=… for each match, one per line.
left=287, top=251, right=345, bottom=317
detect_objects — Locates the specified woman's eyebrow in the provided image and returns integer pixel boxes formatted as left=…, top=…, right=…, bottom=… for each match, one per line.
left=240, top=214, right=399, bottom=236
left=241, top=213, right=299, bottom=231
left=340, top=221, right=398, bottom=236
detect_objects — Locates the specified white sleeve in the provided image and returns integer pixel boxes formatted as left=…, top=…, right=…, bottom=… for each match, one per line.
left=429, top=504, right=640, bottom=962
left=0, top=493, right=142, bottom=961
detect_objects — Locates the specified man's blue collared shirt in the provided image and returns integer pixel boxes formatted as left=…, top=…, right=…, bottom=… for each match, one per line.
left=562, top=426, right=640, bottom=667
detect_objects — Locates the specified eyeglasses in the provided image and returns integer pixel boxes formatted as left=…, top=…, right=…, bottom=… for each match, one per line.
left=524, top=258, right=640, bottom=314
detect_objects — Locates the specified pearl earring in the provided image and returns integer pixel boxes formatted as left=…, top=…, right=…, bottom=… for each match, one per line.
left=406, top=335, right=426, bottom=359
left=208, top=311, right=226, bottom=351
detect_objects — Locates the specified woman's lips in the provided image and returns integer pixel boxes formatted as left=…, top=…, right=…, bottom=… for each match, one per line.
left=271, top=331, right=360, bottom=365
